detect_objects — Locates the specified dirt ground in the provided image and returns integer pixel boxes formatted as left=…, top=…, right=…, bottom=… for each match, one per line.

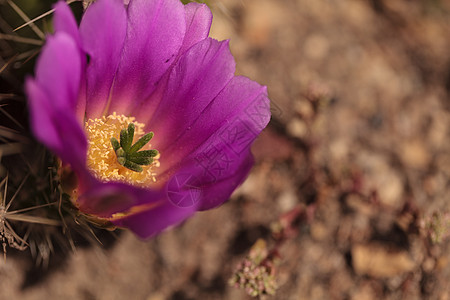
left=1, top=0, right=450, bottom=299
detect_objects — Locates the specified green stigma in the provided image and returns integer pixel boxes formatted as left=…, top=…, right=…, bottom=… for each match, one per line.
left=110, top=123, right=159, bottom=172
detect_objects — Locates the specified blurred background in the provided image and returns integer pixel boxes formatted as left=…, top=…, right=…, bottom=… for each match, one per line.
left=1, top=0, right=450, bottom=299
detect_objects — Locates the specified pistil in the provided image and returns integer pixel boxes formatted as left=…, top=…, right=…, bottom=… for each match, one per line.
left=110, top=123, right=159, bottom=172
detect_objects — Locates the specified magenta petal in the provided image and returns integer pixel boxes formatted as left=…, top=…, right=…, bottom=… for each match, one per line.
left=157, top=76, right=270, bottom=210
left=170, top=134, right=256, bottom=211
left=107, top=0, right=186, bottom=114
left=26, top=79, right=86, bottom=169
left=26, top=78, right=62, bottom=153
left=180, top=3, right=212, bottom=54
left=53, top=1, right=81, bottom=47
left=112, top=198, right=197, bottom=239
left=127, top=3, right=212, bottom=120
left=77, top=181, right=162, bottom=217
left=196, top=155, right=253, bottom=210
left=158, top=76, right=269, bottom=172
left=35, top=33, right=81, bottom=111
left=53, top=1, right=86, bottom=121
left=180, top=153, right=254, bottom=210
left=26, top=32, right=86, bottom=169
left=79, top=0, right=127, bottom=118
left=53, top=1, right=87, bottom=122
left=143, top=38, right=235, bottom=150
left=51, top=108, right=87, bottom=169
left=27, top=0, right=271, bottom=239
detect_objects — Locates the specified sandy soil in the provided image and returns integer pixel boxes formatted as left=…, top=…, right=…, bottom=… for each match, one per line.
left=1, top=0, right=450, bottom=299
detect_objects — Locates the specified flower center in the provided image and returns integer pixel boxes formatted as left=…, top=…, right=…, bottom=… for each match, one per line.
left=85, top=113, right=160, bottom=187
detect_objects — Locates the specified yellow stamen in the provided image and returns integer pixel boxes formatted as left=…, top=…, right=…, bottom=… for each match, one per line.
left=85, top=113, right=160, bottom=187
